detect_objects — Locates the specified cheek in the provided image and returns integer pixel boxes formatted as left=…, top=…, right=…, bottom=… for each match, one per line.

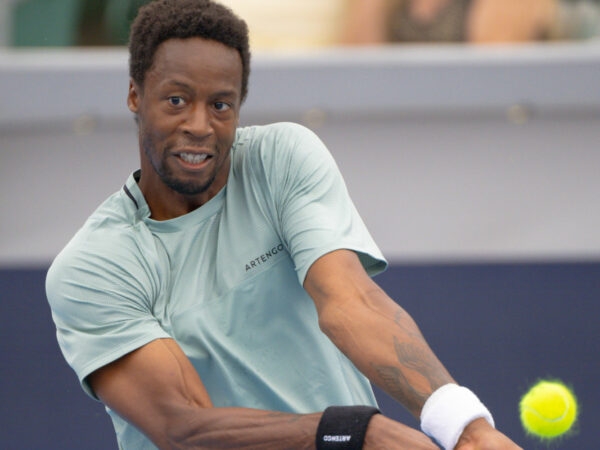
left=139, top=121, right=168, bottom=160
left=216, top=122, right=238, bottom=148
left=140, top=115, right=174, bottom=146
left=141, top=104, right=176, bottom=129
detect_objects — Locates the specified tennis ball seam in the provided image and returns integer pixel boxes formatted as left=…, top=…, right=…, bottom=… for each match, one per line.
left=521, top=390, right=572, bottom=422
left=519, top=380, right=578, bottom=440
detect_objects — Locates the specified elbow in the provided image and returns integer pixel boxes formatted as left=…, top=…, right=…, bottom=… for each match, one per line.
left=317, top=303, right=349, bottom=348
left=158, top=404, right=212, bottom=450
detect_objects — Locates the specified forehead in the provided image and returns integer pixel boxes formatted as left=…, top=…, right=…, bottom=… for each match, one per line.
left=147, top=37, right=243, bottom=91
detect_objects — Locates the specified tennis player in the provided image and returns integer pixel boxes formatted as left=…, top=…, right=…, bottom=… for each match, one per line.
left=46, top=1, right=522, bottom=449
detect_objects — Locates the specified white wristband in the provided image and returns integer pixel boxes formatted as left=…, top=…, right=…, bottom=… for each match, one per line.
left=420, top=384, right=495, bottom=450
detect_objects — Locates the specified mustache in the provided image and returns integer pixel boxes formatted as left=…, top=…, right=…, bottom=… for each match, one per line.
left=168, top=139, right=215, bottom=153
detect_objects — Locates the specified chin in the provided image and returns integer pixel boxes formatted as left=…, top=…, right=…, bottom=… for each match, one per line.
left=167, top=176, right=212, bottom=196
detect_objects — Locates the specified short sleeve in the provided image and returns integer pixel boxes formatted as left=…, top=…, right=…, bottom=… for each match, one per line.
left=260, top=123, right=387, bottom=283
left=46, top=229, right=170, bottom=398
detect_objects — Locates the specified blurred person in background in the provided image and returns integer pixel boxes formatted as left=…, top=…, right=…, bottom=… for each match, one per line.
left=10, top=0, right=600, bottom=48
left=341, top=0, right=600, bottom=44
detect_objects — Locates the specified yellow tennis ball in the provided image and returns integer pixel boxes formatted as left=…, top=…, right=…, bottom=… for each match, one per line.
left=519, top=380, right=578, bottom=440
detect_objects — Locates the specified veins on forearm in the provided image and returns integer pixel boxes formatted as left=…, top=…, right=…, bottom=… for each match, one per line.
left=264, top=411, right=304, bottom=424
left=372, top=309, right=451, bottom=416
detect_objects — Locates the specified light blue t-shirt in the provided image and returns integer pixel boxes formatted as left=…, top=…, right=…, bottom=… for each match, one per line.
left=46, top=122, right=387, bottom=449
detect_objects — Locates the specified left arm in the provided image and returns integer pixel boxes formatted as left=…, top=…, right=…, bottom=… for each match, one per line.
left=304, top=248, right=453, bottom=418
left=304, top=249, right=521, bottom=449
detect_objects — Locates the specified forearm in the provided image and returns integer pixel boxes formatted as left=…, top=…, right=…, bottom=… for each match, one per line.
left=155, top=406, right=320, bottom=450
left=306, top=250, right=520, bottom=449
left=89, top=339, right=321, bottom=450
left=319, top=286, right=454, bottom=418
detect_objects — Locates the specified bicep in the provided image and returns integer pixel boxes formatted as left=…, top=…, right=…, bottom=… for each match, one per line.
left=88, top=338, right=213, bottom=448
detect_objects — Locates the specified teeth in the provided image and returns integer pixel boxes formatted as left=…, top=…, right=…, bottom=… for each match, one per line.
left=180, top=153, right=209, bottom=164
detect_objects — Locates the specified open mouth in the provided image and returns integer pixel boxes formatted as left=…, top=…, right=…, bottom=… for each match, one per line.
left=179, top=152, right=210, bottom=164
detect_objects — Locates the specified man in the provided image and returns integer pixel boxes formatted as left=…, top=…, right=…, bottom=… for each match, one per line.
left=342, top=0, right=560, bottom=44
left=46, top=0, right=522, bottom=449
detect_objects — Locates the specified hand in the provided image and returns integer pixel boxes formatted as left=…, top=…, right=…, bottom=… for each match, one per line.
left=364, top=414, right=440, bottom=449
left=455, top=418, right=523, bottom=450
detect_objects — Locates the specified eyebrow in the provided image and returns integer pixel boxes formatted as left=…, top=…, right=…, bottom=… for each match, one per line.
left=163, top=80, right=193, bottom=90
left=163, top=80, right=238, bottom=99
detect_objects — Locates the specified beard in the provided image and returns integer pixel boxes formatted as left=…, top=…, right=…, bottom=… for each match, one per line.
left=142, top=134, right=218, bottom=196
left=160, top=168, right=216, bottom=196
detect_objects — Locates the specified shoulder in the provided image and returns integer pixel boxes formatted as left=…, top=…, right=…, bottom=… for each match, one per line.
left=46, top=192, right=159, bottom=311
left=237, top=122, right=327, bottom=153
left=238, top=121, right=313, bottom=140
left=55, top=189, right=147, bottom=264
left=233, top=122, right=334, bottom=172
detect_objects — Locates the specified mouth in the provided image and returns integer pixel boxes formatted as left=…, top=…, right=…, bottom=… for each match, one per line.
left=175, top=150, right=213, bottom=168
left=179, top=152, right=210, bottom=164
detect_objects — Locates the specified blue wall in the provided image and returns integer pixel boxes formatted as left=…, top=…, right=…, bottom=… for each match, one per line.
left=2, top=262, right=598, bottom=449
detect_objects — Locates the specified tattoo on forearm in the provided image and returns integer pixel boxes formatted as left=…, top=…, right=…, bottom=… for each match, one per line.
left=393, top=337, right=447, bottom=388
left=372, top=364, right=425, bottom=415
left=393, top=309, right=420, bottom=339
left=392, top=310, right=447, bottom=386
left=372, top=334, right=450, bottom=416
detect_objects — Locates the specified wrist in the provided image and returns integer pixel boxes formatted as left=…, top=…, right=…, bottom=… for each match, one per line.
left=420, top=384, right=494, bottom=450
left=316, top=405, right=381, bottom=449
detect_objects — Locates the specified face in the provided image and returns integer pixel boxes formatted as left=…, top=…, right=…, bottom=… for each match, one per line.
left=128, top=37, right=243, bottom=219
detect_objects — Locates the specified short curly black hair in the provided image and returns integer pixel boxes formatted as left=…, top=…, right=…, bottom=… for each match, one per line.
left=129, top=0, right=251, bottom=102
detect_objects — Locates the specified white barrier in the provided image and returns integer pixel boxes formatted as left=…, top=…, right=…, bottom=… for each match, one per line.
left=1, top=42, right=600, bottom=265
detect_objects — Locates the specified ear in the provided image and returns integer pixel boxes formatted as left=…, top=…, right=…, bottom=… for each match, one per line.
left=127, top=79, right=141, bottom=114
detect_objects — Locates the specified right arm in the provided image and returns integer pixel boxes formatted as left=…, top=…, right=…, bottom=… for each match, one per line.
left=88, top=337, right=438, bottom=449
left=88, top=338, right=319, bottom=449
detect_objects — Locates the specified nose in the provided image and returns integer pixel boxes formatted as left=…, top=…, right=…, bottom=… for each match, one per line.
left=182, top=103, right=213, bottom=137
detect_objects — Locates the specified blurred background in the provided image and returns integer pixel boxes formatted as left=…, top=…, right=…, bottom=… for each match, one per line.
left=1, top=1, right=599, bottom=449
left=2, top=0, right=600, bottom=47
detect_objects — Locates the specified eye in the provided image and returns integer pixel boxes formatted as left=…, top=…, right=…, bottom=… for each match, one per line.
left=214, top=102, right=231, bottom=112
left=168, top=96, right=185, bottom=107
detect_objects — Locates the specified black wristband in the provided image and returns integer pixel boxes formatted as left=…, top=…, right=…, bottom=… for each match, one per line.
left=316, top=405, right=381, bottom=450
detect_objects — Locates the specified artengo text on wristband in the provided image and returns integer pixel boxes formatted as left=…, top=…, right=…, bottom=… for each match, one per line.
left=323, top=435, right=352, bottom=442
